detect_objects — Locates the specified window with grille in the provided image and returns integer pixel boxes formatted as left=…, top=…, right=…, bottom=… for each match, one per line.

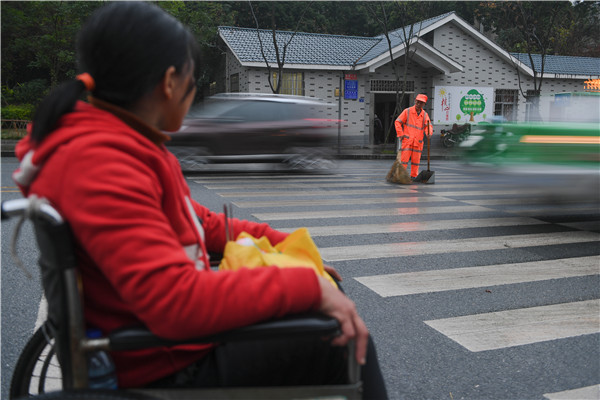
left=230, top=73, right=239, bottom=92
left=272, top=71, right=304, bottom=95
left=370, top=80, right=414, bottom=92
left=494, top=89, right=518, bottom=120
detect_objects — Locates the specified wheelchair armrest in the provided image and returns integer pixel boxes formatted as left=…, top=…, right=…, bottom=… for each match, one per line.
left=108, top=313, right=340, bottom=351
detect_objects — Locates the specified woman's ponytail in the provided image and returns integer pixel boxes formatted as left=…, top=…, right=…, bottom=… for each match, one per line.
left=30, top=77, right=90, bottom=145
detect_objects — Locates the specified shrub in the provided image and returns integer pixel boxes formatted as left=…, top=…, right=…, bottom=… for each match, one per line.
left=1, top=104, right=35, bottom=121
left=14, top=79, right=48, bottom=105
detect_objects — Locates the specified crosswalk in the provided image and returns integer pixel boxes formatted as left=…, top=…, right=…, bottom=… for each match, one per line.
left=189, top=161, right=600, bottom=399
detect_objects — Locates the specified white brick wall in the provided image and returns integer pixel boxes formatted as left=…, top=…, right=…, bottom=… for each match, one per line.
left=432, top=22, right=586, bottom=122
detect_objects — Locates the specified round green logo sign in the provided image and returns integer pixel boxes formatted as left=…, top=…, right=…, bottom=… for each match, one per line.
left=459, top=89, right=486, bottom=119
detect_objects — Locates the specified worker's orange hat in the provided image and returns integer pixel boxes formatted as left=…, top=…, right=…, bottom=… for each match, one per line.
left=416, top=94, right=428, bottom=103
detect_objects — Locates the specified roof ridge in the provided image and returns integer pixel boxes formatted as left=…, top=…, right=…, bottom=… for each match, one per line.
left=510, top=52, right=600, bottom=61
left=386, top=11, right=456, bottom=38
left=218, top=25, right=379, bottom=41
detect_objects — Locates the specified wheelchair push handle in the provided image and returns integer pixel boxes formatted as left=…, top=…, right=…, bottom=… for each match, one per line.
left=1, top=197, right=64, bottom=224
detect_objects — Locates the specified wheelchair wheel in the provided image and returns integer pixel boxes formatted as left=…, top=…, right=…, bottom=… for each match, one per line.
left=10, top=325, right=62, bottom=399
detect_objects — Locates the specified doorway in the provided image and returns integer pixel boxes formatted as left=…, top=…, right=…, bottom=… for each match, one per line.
left=374, top=93, right=411, bottom=145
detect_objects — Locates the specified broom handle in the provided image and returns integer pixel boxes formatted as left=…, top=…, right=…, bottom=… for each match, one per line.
left=427, top=134, right=430, bottom=171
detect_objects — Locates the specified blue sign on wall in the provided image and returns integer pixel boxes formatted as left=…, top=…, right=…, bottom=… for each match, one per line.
left=344, top=80, right=358, bottom=100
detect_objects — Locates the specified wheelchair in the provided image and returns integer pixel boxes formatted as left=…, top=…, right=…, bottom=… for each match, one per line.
left=2, top=197, right=362, bottom=400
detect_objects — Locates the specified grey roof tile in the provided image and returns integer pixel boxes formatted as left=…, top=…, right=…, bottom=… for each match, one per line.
left=357, top=12, right=454, bottom=64
left=219, top=26, right=379, bottom=66
left=219, top=12, right=599, bottom=75
left=510, top=53, right=600, bottom=76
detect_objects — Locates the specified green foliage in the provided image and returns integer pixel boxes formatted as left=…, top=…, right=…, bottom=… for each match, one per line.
left=1, top=1, right=598, bottom=108
left=13, top=79, right=48, bottom=105
left=1, top=104, right=35, bottom=121
left=1, top=86, right=15, bottom=106
left=474, top=1, right=599, bottom=57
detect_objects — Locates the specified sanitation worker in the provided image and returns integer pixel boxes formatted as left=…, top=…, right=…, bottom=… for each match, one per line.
left=394, top=94, right=433, bottom=180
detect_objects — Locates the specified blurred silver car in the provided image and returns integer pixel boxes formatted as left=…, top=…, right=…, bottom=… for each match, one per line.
left=166, top=93, right=338, bottom=171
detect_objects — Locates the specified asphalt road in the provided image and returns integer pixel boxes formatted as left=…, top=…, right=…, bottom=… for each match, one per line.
left=2, top=157, right=599, bottom=400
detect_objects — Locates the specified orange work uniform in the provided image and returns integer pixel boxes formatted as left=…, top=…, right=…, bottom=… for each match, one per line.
left=394, top=106, right=433, bottom=178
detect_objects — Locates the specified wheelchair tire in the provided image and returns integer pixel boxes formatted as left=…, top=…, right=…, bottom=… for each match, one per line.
left=10, top=325, right=62, bottom=399
left=13, top=389, right=158, bottom=400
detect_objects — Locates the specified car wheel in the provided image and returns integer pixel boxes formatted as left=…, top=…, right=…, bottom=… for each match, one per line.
left=168, top=146, right=211, bottom=171
left=284, top=148, right=336, bottom=171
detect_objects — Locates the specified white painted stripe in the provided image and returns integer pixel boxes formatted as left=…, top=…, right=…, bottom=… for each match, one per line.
left=253, top=205, right=491, bottom=221
left=320, top=231, right=600, bottom=262
left=544, top=384, right=600, bottom=400
left=424, top=299, right=600, bottom=352
left=234, top=196, right=451, bottom=208
left=355, top=256, right=600, bottom=297
left=411, top=183, right=514, bottom=189
left=425, top=190, right=527, bottom=197
left=464, top=198, right=584, bottom=206
left=35, top=295, right=48, bottom=330
left=189, top=175, right=340, bottom=182
left=219, top=188, right=416, bottom=197
left=281, top=217, right=546, bottom=236
left=205, top=182, right=393, bottom=190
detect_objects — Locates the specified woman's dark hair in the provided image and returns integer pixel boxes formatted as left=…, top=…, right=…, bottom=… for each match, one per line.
left=31, top=1, right=199, bottom=144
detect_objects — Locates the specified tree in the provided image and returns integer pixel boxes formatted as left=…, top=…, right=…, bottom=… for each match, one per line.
left=157, top=1, right=236, bottom=98
left=476, top=1, right=600, bottom=58
left=365, top=1, right=433, bottom=144
left=552, top=1, right=600, bottom=58
left=475, top=1, right=589, bottom=118
left=1, top=1, right=101, bottom=106
left=248, top=1, right=311, bottom=94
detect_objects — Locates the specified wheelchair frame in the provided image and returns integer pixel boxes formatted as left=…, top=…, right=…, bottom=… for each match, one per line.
left=3, top=197, right=362, bottom=400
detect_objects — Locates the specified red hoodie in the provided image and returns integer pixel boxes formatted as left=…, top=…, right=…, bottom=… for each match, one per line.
left=13, top=100, right=322, bottom=387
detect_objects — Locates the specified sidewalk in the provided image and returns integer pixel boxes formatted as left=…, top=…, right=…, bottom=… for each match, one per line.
left=1, top=139, right=460, bottom=160
left=335, top=142, right=458, bottom=160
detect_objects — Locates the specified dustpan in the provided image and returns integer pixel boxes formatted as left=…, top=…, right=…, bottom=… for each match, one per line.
left=413, top=135, right=435, bottom=184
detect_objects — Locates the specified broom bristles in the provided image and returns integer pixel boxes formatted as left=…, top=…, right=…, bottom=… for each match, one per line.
left=386, top=160, right=411, bottom=184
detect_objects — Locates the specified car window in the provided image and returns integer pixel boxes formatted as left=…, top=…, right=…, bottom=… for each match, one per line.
left=186, top=97, right=326, bottom=122
left=186, top=101, right=241, bottom=119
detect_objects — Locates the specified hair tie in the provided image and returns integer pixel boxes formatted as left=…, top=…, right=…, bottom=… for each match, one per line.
left=76, top=73, right=95, bottom=92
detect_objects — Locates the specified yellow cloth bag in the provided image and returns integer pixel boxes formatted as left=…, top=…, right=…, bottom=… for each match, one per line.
left=218, top=228, right=337, bottom=287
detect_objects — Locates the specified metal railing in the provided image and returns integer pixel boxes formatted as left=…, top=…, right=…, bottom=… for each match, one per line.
left=1, top=119, right=29, bottom=139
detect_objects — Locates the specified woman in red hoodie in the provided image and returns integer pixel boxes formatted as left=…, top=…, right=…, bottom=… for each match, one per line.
left=13, top=2, right=387, bottom=398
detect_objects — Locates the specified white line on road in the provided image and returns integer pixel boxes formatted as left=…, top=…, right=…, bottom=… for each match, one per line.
left=218, top=188, right=416, bottom=197
left=35, top=295, right=47, bottom=330
left=544, top=384, right=600, bottom=400
left=280, top=217, right=547, bottom=237
left=199, top=182, right=393, bottom=189
left=189, top=175, right=342, bottom=182
left=319, top=231, right=600, bottom=262
left=354, top=255, right=600, bottom=297
left=424, top=299, right=600, bottom=352
left=421, top=190, right=529, bottom=197
left=253, top=205, right=492, bottom=221
left=463, top=198, right=585, bottom=206
left=234, top=196, right=451, bottom=208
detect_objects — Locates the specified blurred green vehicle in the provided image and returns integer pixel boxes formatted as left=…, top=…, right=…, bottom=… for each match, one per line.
left=460, top=92, right=600, bottom=202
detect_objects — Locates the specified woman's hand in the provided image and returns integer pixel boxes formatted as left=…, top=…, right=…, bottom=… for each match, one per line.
left=323, top=264, right=342, bottom=282
left=317, top=276, right=368, bottom=365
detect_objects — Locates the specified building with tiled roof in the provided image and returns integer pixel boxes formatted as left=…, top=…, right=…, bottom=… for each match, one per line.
left=218, top=12, right=600, bottom=145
